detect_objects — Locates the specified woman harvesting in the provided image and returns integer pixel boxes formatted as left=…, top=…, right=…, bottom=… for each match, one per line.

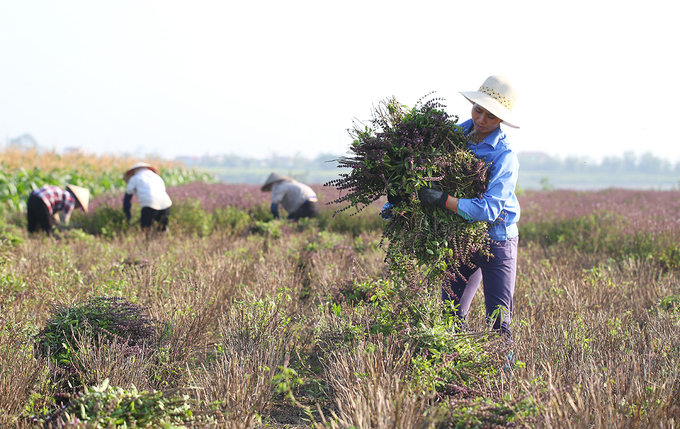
left=328, top=76, right=520, bottom=337
left=419, top=75, right=521, bottom=336
left=123, top=162, right=173, bottom=232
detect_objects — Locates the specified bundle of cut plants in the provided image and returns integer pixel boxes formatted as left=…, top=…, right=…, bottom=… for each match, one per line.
left=327, top=94, right=491, bottom=283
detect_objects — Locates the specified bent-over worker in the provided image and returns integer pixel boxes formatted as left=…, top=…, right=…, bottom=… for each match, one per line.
left=261, top=172, right=319, bottom=220
left=27, top=184, right=90, bottom=235
left=123, top=162, right=172, bottom=232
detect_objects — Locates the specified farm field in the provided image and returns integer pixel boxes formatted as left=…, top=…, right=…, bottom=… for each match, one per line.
left=1, top=169, right=680, bottom=426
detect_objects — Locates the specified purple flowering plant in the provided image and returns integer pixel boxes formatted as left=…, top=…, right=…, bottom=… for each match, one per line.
left=520, top=189, right=680, bottom=268
left=326, top=94, right=492, bottom=282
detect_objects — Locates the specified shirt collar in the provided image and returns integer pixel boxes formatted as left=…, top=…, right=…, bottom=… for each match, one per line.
left=461, top=119, right=505, bottom=149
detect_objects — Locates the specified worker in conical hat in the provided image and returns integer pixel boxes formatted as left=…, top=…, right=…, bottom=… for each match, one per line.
left=27, top=184, right=90, bottom=235
left=261, top=172, right=319, bottom=220
left=123, top=162, right=172, bottom=232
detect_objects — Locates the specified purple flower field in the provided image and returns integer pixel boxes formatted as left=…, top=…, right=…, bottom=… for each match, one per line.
left=88, top=182, right=372, bottom=213
left=519, top=188, right=680, bottom=236
left=90, top=184, right=680, bottom=239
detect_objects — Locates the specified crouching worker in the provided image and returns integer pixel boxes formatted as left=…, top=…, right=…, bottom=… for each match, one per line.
left=123, top=162, right=172, bottom=232
left=261, top=172, right=319, bottom=220
left=27, top=184, right=90, bottom=235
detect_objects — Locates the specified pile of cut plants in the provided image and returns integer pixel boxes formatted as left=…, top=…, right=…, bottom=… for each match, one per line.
left=326, top=94, right=491, bottom=283
left=27, top=296, right=198, bottom=427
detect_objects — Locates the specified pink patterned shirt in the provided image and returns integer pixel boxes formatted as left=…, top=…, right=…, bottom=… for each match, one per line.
left=33, top=185, right=77, bottom=217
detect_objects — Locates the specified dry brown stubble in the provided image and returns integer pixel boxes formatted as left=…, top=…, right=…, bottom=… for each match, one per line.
left=505, top=242, right=680, bottom=428
left=189, top=297, right=301, bottom=428
left=318, top=334, right=433, bottom=429
left=4, top=214, right=680, bottom=427
left=0, top=312, right=52, bottom=428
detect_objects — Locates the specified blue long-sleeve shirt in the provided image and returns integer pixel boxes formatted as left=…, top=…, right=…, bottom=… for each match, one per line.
left=456, top=119, right=520, bottom=241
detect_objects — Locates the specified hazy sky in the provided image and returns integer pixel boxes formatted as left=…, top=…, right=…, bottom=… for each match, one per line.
left=1, top=1, right=677, bottom=162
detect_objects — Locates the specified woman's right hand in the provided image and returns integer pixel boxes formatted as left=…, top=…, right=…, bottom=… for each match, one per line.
left=387, top=193, right=403, bottom=205
left=418, top=187, right=449, bottom=209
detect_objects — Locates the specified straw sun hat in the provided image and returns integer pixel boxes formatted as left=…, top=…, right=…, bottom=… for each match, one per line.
left=459, top=75, right=520, bottom=129
left=123, top=162, right=159, bottom=183
left=66, top=185, right=90, bottom=213
left=261, top=172, right=294, bottom=192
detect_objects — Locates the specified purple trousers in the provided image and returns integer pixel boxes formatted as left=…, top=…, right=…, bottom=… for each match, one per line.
left=442, top=235, right=518, bottom=334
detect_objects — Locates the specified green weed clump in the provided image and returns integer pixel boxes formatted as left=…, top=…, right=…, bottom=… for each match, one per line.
left=315, top=300, right=530, bottom=427
left=658, top=294, right=680, bottom=313
left=316, top=206, right=385, bottom=237
left=0, top=216, right=23, bottom=263
left=72, top=204, right=129, bottom=238
left=35, top=297, right=161, bottom=376
left=329, top=278, right=427, bottom=338
left=410, top=327, right=504, bottom=394
left=249, top=219, right=286, bottom=239
left=170, top=199, right=215, bottom=237
left=322, top=277, right=513, bottom=396
left=41, top=378, right=194, bottom=428
left=248, top=201, right=275, bottom=222
left=651, top=294, right=680, bottom=324
left=428, top=395, right=540, bottom=428
left=213, top=205, right=252, bottom=234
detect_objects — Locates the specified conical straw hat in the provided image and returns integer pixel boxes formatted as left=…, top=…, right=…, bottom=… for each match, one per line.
left=66, top=185, right=90, bottom=213
left=124, top=162, right=159, bottom=182
left=261, top=172, right=293, bottom=192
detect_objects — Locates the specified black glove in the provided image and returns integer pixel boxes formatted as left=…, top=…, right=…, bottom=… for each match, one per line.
left=387, top=192, right=410, bottom=205
left=418, top=187, right=448, bottom=209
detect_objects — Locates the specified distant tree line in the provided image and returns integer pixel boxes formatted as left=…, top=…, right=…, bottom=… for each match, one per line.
left=178, top=151, right=678, bottom=175
left=175, top=152, right=342, bottom=171
left=520, top=151, right=679, bottom=175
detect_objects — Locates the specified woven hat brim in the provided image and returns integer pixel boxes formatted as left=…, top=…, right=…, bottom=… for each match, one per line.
left=124, top=162, right=159, bottom=182
left=261, top=172, right=294, bottom=192
left=66, top=185, right=90, bottom=213
left=460, top=92, right=519, bottom=129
